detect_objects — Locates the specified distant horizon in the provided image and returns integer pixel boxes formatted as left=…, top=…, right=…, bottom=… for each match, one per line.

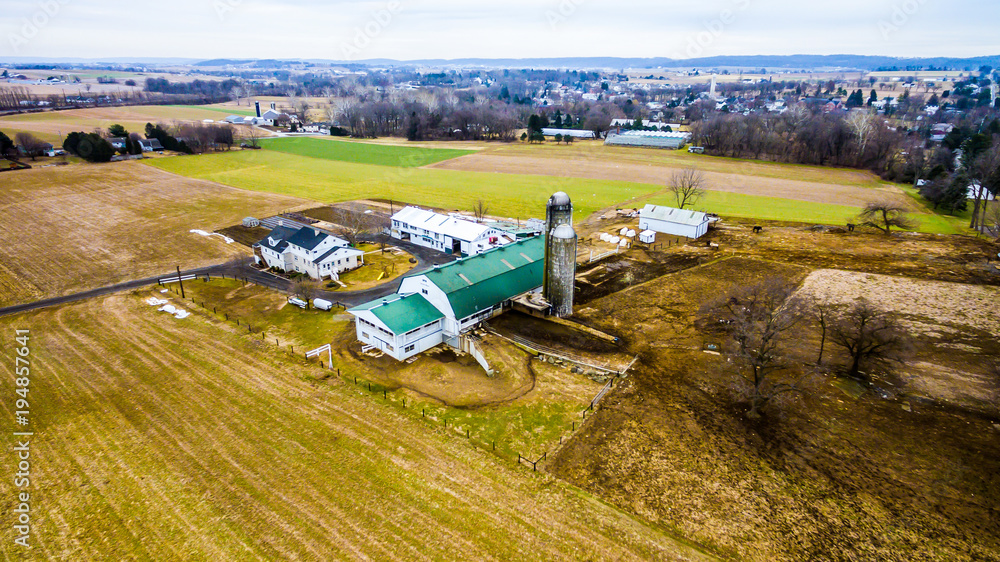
left=2, top=53, right=999, bottom=70
left=4, top=0, right=998, bottom=62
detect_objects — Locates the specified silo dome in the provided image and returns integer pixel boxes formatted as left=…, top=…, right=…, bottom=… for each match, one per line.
left=552, top=224, right=576, bottom=239
left=549, top=192, right=571, bottom=206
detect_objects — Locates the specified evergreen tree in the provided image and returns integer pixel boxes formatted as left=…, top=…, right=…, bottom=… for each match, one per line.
left=108, top=124, right=128, bottom=138
left=867, top=89, right=878, bottom=106
left=0, top=130, right=13, bottom=157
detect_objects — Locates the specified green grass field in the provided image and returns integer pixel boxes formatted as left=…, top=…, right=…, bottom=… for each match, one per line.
left=258, top=136, right=476, bottom=167
left=147, top=149, right=672, bottom=220
left=145, top=144, right=971, bottom=235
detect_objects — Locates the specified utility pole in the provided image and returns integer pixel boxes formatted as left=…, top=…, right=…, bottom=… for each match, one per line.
left=177, top=266, right=185, bottom=299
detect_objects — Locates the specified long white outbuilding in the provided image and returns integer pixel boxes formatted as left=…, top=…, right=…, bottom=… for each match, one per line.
left=638, top=204, right=710, bottom=239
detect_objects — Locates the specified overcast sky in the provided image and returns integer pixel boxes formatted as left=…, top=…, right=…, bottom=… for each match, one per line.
left=3, top=0, right=998, bottom=61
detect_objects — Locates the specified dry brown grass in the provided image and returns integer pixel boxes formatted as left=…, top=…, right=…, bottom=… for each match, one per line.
left=0, top=294, right=712, bottom=560
left=551, top=255, right=1000, bottom=561
left=0, top=162, right=309, bottom=306
left=429, top=152, right=907, bottom=207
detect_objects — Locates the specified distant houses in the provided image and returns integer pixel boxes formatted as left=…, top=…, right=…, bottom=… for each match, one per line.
left=137, top=138, right=164, bottom=152
left=254, top=224, right=365, bottom=280
left=390, top=206, right=515, bottom=256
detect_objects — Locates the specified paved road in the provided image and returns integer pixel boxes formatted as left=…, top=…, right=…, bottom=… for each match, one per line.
left=0, top=235, right=455, bottom=318
left=0, top=265, right=228, bottom=318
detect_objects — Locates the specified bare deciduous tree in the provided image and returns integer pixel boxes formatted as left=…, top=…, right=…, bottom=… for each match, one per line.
left=291, top=278, right=316, bottom=309
left=241, top=124, right=262, bottom=148
left=472, top=199, right=489, bottom=221
left=14, top=132, right=46, bottom=160
left=229, top=85, right=244, bottom=106
left=668, top=167, right=707, bottom=209
left=329, top=203, right=385, bottom=246
left=846, top=109, right=876, bottom=158
left=699, top=277, right=810, bottom=419
left=857, top=200, right=917, bottom=234
left=829, top=299, right=911, bottom=382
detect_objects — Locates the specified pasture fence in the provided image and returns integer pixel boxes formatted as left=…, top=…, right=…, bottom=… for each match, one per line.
left=150, top=280, right=641, bottom=474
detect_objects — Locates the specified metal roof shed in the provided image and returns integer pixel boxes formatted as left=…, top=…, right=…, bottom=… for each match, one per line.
left=638, top=204, right=710, bottom=239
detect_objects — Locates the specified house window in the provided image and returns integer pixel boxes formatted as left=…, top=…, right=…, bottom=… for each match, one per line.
left=404, top=344, right=415, bottom=353
left=422, top=289, right=428, bottom=295
left=361, top=332, right=369, bottom=339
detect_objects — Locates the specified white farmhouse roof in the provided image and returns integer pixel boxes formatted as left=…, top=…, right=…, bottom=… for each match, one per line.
left=640, top=204, right=709, bottom=226
left=392, top=206, right=492, bottom=242
left=316, top=246, right=365, bottom=264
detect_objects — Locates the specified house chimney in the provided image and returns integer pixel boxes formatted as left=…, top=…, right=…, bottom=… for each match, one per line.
left=255, top=101, right=261, bottom=118
left=277, top=220, right=283, bottom=226
left=314, top=228, right=320, bottom=236
left=271, top=102, right=276, bottom=111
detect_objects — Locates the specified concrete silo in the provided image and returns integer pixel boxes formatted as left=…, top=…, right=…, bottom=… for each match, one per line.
left=543, top=191, right=573, bottom=297
left=543, top=191, right=576, bottom=318
left=546, top=224, right=577, bottom=317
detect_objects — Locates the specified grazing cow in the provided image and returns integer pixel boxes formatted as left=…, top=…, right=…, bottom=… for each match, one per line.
left=847, top=223, right=856, bottom=232
left=752, top=226, right=763, bottom=233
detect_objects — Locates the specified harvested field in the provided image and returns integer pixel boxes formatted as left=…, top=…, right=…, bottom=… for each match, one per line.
left=428, top=152, right=904, bottom=207
left=0, top=162, right=309, bottom=306
left=704, top=221, right=1000, bottom=285
left=0, top=295, right=711, bottom=560
left=548, top=256, right=1000, bottom=561
left=795, top=269, right=1000, bottom=409
left=0, top=105, right=247, bottom=139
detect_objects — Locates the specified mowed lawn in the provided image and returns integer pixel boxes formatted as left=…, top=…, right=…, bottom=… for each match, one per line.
left=0, top=296, right=711, bottom=561
left=258, top=136, right=476, bottom=167
left=0, top=162, right=309, bottom=307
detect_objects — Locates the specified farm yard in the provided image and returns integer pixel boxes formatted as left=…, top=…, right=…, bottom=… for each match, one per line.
left=0, top=294, right=710, bottom=561
left=0, top=162, right=309, bottom=307
left=165, top=276, right=613, bottom=460
left=2, top=99, right=998, bottom=561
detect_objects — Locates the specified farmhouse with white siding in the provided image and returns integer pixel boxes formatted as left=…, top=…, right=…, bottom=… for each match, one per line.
left=390, top=206, right=514, bottom=256
left=638, top=204, right=710, bottom=239
left=254, top=224, right=364, bottom=280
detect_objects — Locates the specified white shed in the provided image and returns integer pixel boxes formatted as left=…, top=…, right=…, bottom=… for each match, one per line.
left=639, top=230, right=656, bottom=244
left=638, top=204, right=710, bottom=239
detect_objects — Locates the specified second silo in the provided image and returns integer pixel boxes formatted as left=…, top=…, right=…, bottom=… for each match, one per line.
left=543, top=191, right=573, bottom=303
left=546, top=224, right=577, bottom=317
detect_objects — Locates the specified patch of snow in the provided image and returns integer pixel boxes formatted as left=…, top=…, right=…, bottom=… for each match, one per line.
left=190, top=229, right=234, bottom=244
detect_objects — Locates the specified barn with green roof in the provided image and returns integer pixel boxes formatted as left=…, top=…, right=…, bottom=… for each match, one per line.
left=348, top=236, right=544, bottom=361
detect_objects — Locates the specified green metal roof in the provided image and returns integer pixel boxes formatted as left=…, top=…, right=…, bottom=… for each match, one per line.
left=421, top=236, right=545, bottom=320
left=349, top=293, right=443, bottom=335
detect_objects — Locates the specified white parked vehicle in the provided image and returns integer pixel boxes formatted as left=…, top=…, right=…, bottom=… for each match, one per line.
left=288, top=297, right=308, bottom=309
left=312, top=298, right=333, bottom=311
